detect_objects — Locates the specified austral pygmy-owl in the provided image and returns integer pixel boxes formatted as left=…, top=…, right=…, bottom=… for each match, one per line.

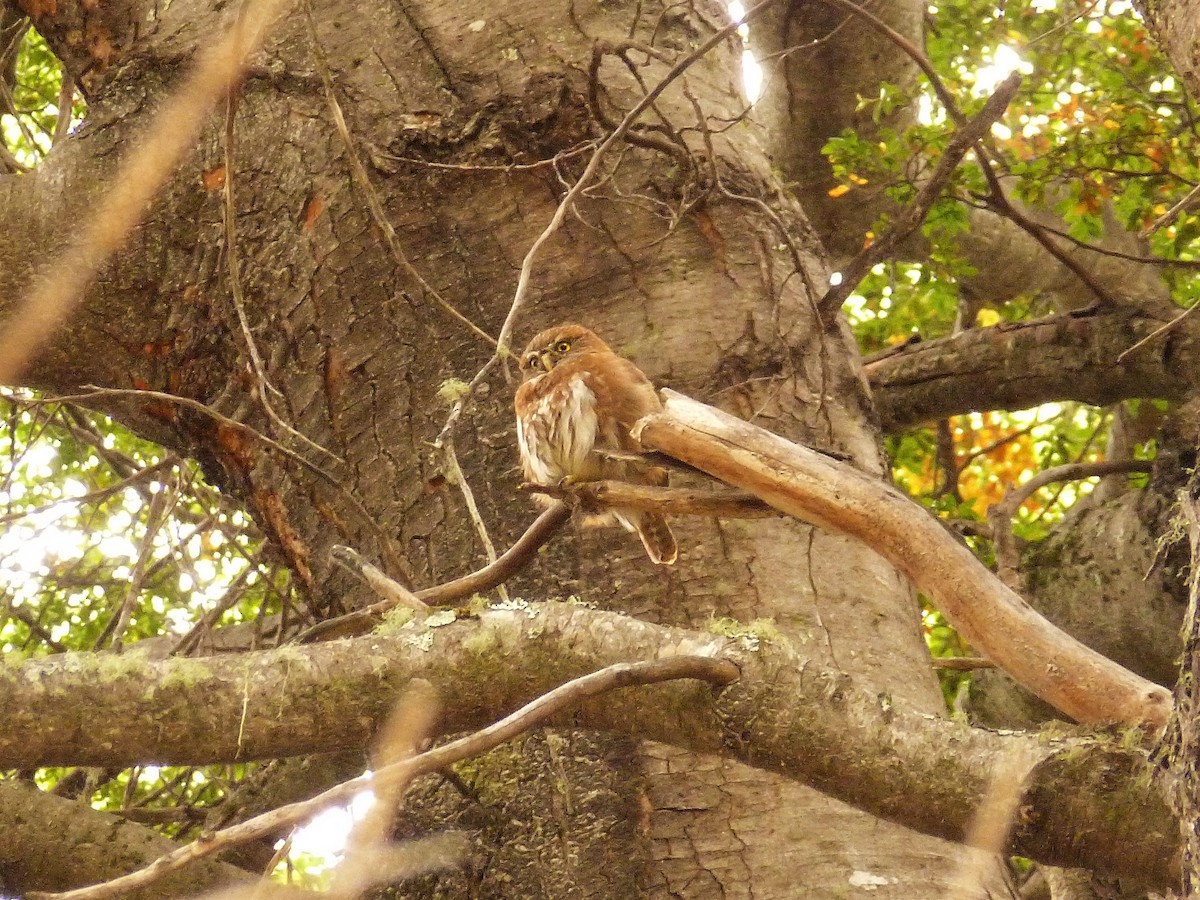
left=513, top=324, right=678, bottom=565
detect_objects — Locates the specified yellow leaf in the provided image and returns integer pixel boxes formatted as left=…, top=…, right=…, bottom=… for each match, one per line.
left=975, top=308, right=1001, bottom=327
left=828, top=184, right=851, bottom=198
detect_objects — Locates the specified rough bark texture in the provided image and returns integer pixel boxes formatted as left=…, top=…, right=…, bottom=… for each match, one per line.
left=0, top=0, right=989, bottom=895
left=0, top=0, right=1194, bottom=893
left=0, top=779, right=252, bottom=899
left=0, top=602, right=1180, bottom=888
left=866, top=309, right=1194, bottom=432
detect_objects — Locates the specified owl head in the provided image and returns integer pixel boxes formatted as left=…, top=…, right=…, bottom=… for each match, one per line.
left=518, top=324, right=608, bottom=377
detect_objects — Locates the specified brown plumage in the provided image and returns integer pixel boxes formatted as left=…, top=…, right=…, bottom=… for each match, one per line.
left=513, top=323, right=678, bottom=565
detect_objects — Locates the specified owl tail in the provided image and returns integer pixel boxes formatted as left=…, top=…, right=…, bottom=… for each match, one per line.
left=624, top=511, right=678, bottom=566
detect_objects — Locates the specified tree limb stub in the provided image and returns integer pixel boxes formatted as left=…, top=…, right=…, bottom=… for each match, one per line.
left=0, top=603, right=1178, bottom=885
left=634, top=390, right=1172, bottom=729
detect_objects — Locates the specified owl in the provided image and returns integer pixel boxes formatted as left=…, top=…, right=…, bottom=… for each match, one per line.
left=513, top=323, right=678, bottom=565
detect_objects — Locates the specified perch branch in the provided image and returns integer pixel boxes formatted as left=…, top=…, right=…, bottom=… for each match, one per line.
left=633, top=390, right=1171, bottom=729
left=524, top=480, right=777, bottom=518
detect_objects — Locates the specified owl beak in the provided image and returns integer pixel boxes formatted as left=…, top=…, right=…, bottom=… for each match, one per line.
left=538, top=351, right=554, bottom=372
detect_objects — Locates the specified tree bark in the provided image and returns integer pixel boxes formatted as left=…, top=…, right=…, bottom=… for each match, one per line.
left=0, top=603, right=1180, bottom=888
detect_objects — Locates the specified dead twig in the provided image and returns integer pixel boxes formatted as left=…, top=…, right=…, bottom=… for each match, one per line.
left=818, top=72, right=1022, bottom=318
left=949, top=750, right=1038, bottom=897
left=986, top=458, right=1153, bottom=590
left=329, top=546, right=429, bottom=615
left=328, top=681, right=443, bottom=899
left=494, top=0, right=786, bottom=358
left=439, top=438, right=507, bottom=602
left=1117, top=301, right=1200, bottom=361
left=302, top=0, right=495, bottom=348
left=295, top=503, right=572, bottom=643
left=931, top=657, right=995, bottom=671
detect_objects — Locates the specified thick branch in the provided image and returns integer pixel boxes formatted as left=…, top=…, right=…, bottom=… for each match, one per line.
left=0, top=603, right=1178, bottom=886
left=634, top=390, right=1172, bottom=728
left=0, top=779, right=251, bottom=899
left=865, top=310, right=1195, bottom=431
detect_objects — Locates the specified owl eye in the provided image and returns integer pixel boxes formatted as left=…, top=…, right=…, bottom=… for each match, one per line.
left=554, top=340, right=572, bottom=353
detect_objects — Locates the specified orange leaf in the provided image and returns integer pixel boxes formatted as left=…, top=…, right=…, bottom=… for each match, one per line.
left=202, top=166, right=227, bottom=191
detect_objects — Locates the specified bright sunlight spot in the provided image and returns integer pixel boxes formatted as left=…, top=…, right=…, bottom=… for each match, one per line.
left=970, top=45, right=1033, bottom=96
left=280, top=787, right=376, bottom=880
left=728, top=2, right=764, bottom=103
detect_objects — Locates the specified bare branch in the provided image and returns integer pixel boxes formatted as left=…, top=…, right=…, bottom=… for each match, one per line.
left=297, top=504, right=571, bottom=643
left=494, top=0, right=786, bottom=357
left=818, top=72, right=1022, bottom=318
left=0, top=604, right=1176, bottom=886
left=634, top=389, right=1172, bottom=728
left=329, top=546, right=429, bottom=615
left=987, top=459, right=1154, bottom=590
left=525, top=480, right=777, bottom=518
left=302, top=1, right=496, bottom=348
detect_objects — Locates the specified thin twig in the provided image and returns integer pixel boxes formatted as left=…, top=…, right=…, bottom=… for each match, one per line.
left=28, top=657, right=738, bottom=900
left=105, top=476, right=178, bottom=652
left=986, top=458, right=1153, bottom=589
left=930, top=657, right=995, bottom=671
left=972, top=155, right=1115, bottom=308
left=440, top=438, right=507, bottom=602
left=1117, top=301, right=1200, bottom=361
left=57, top=386, right=410, bottom=584
left=818, top=72, right=1022, bottom=317
left=52, top=73, right=75, bottom=147
left=328, top=682, right=442, bottom=899
left=329, top=546, right=429, bottom=614
left=948, top=750, right=1038, bottom=897
left=220, top=29, right=342, bottom=468
left=1141, top=180, right=1200, bottom=237
left=494, top=0, right=787, bottom=358
left=377, top=140, right=599, bottom=172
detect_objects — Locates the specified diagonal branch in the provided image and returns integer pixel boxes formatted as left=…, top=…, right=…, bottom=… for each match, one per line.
left=817, top=72, right=1022, bottom=318
left=633, top=389, right=1172, bottom=729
